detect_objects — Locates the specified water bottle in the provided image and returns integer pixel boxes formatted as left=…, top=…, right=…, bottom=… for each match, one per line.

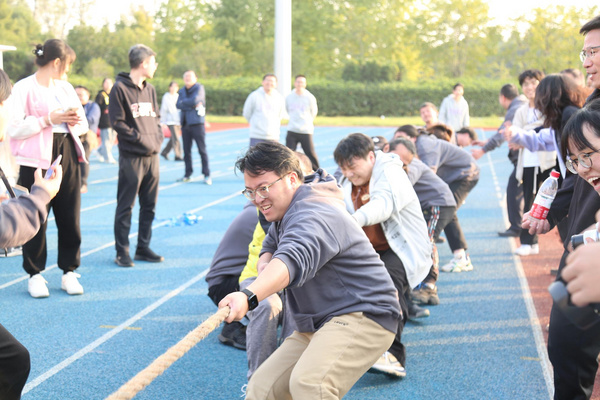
left=529, top=170, right=560, bottom=221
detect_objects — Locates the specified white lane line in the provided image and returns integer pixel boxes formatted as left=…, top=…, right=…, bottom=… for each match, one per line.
left=22, top=268, right=210, bottom=394
left=483, top=135, right=554, bottom=399
left=48, top=168, right=236, bottom=222
left=0, top=191, right=241, bottom=291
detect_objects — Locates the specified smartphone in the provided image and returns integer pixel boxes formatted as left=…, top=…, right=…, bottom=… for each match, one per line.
left=11, top=184, right=29, bottom=197
left=65, top=107, right=78, bottom=113
left=45, top=155, right=62, bottom=179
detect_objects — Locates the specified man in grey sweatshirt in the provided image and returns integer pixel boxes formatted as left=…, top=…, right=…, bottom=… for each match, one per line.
left=219, top=142, right=400, bottom=399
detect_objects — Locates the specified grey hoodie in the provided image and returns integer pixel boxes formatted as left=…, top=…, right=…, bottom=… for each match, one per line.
left=261, top=169, right=401, bottom=334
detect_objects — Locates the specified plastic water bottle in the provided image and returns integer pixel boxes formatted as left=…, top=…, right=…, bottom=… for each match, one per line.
left=529, top=170, right=560, bottom=221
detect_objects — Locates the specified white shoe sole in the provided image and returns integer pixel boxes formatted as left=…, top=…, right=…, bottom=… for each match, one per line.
left=369, top=365, right=406, bottom=378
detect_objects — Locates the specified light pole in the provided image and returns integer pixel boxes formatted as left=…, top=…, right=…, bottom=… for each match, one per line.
left=274, top=0, right=291, bottom=99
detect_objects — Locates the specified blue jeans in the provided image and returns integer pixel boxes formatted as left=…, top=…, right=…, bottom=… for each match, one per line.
left=98, top=128, right=116, bottom=161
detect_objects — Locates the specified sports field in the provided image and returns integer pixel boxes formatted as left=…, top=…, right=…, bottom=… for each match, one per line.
left=0, top=124, right=597, bottom=399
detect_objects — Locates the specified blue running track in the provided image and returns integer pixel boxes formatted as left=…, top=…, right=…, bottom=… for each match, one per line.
left=0, top=126, right=552, bottom=399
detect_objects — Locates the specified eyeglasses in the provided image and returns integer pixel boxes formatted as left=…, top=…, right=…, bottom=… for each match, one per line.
left=242, top=174, right=287, bottom=200
left=580, top=45, right=600, bottom=63
left=566, top=149, right=600, bottom=174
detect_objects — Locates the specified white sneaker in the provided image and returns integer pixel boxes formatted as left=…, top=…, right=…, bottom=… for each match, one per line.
left=441, top=255, right=473, bottom=272
left=369, top=351, right=406, bottom=378
left=204, top=176, right=212, bottom=185
left=28, top=274, right=49, bottom=298
left=61, top=272, right=84, bottom=295
left=514, top=244, right=539, bottom=256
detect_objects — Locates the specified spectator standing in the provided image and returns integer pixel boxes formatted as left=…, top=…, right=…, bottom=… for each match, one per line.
left=95, top=78, right=116, bottom=164
left=285, top=75, right=319, bottom=170
left=160, top=81, right=183, bottom=162
left=75, top=86, right=100, bottom=194
left=242, top=74, right=285, bottom=147
left=511, top=69, right=556, bottom=256
left=471, top=84, right=527, bottom=237
left=7, top=39, right=88, bottom=298
left=109, top=44, right=164, bottom=268
left=176, top=71, right=210, bottom=184
left=439, top=83, right=470, bottom=133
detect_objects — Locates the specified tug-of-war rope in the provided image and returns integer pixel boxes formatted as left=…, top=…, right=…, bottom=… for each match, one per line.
left=105, top=306, right=230, bottom=400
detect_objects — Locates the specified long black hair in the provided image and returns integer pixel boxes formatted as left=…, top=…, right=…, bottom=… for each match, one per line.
left=535, top=74, right=586, bottom=133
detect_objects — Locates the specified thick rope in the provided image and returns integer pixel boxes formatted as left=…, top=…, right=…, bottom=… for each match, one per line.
left=105, top=306, right=230, bottom=400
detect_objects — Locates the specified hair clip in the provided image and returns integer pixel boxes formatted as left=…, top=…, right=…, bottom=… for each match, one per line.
left=36, top=48, right=43, bottom=57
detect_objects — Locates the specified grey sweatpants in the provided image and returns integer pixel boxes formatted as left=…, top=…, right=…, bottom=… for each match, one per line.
left=241, top=277, right=296, bottom=381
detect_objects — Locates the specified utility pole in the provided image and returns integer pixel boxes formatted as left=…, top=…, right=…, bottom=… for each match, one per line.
left=274, top=0, right=291, bottom=99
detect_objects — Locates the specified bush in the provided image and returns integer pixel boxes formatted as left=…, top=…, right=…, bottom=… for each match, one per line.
left=74, top=75, right=509, bottom=118
left=196, top=77, right=508, bottom=117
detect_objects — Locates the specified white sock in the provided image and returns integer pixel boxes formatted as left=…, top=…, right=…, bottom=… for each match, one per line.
left=453, top=249, right=466, bottom=260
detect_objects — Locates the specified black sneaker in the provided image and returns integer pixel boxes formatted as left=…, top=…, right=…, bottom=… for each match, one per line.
left=218, top=321, right=247, bottom=350
left=115, top=253, right=134, bottom=267
left=134, top=247, right=164, bottom=263
left=434, top=236, right=446, bottom=244
left=498, top=228, right=519, bottom=237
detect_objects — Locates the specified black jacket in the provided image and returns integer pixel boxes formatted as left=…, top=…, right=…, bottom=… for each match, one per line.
left=108, top=72, right=163, bottom=157
left=95, top=90, right=111, bottom=129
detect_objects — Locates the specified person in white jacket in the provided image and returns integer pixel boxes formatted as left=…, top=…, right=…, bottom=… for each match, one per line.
left=159, top=81, right=183, bottom=161
left=334, top=133, right=432, bottom=379
left=439, top=83, right=470, bottom=134
left=7, top=39, right=88, bottom=298
left=242, top=74, right=285, bottom=146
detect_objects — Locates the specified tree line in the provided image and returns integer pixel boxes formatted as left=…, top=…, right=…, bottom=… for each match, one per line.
left=0, top=0, right=597, bottom=87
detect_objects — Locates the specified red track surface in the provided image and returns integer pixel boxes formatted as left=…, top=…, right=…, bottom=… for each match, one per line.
left=206, top=122, right=248, bottom=133
left=521, top=228, right=599, bottom=399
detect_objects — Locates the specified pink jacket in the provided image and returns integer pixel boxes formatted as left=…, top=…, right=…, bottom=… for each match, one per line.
left=7, top=74, right=88, bottom=169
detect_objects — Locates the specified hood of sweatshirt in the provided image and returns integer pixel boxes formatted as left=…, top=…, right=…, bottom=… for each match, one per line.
left=291, top=168, right=344, bottom=207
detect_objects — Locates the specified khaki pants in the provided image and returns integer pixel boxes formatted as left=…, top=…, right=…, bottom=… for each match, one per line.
left=246, top=312, right=395, bottom=400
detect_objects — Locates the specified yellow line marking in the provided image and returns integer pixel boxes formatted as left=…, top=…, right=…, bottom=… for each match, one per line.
left=100, top=325, right=142, bottom=331
left=520, top=356, right=541, bottom=361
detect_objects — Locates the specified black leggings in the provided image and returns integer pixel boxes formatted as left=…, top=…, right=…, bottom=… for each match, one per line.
left=377, top=249, right=408, bottom=366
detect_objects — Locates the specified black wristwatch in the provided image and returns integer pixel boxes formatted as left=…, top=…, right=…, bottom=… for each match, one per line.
left=241, top=288, right=259, bottom=310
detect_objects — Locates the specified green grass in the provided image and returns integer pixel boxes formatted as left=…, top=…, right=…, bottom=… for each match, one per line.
left=207, top=115, right=504, bottom=129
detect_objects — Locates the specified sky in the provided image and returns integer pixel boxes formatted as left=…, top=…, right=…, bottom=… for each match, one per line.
left=91, top=0, right=595, bottom=29
left=486, top=0, right=593, bottom=26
